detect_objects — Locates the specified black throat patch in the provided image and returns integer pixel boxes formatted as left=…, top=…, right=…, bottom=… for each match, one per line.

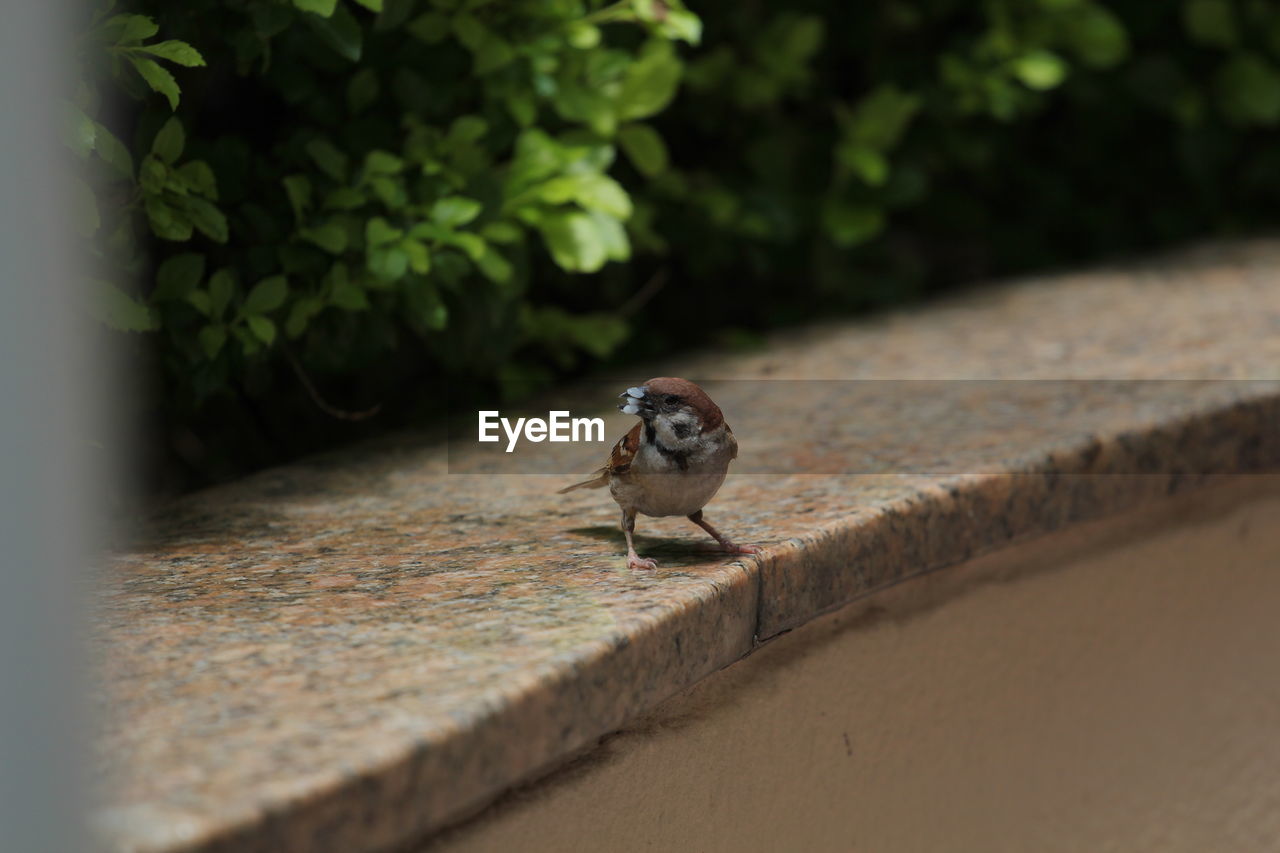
left=644, top=421, right=690, bottom=471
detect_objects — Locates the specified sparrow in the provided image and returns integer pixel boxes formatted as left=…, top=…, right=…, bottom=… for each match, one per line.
left=558, top=377, right=759, bottom=570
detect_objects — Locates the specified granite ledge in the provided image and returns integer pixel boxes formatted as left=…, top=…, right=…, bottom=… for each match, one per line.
left=94, top=240, right=1280, bottom=852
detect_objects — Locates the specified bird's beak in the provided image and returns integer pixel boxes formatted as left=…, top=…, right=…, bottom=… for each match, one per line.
left=618, top=385, right=649, bottom=416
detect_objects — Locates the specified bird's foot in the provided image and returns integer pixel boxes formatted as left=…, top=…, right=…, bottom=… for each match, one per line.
left=627, top=552, right=659, bottom=570
left=721, top=542, right=761, bottom=555
left=696, top=540, right=761, bottom=556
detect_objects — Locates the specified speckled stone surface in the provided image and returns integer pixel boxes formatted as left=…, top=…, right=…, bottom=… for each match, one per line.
left=94, top=241, right=1280, bottom=852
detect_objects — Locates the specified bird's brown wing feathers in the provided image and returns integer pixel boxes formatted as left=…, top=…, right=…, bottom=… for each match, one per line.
left=556, top=423, right=642, bottom=494
left=607, top=422, right=642, bottom=474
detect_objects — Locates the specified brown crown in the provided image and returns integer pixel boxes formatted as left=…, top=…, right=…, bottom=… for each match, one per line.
left=643, top=377, right=724, bottom=430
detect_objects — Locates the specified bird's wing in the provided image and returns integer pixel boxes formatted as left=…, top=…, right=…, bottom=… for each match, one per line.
left=725, top=422, right=738, bottom=461
left=556, top=423, right=642, bottom=494
left=607, top=422, right=643, bottom=475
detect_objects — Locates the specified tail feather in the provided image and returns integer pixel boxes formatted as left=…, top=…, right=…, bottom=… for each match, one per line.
left=557, top=470, right=608, bottom=494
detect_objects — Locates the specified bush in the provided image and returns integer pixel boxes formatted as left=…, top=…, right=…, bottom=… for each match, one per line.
left=73, top=0, right=1280, bottom=489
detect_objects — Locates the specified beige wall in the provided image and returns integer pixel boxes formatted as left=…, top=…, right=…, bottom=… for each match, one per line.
left=425, top=477, right=1280, bottom=853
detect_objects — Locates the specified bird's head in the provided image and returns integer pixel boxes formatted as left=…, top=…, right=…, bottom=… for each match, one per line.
left=618, top=377, right=723, bottom=435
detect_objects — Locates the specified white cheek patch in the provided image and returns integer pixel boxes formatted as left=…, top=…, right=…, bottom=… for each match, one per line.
left=656, top=410, right=699, bottom=445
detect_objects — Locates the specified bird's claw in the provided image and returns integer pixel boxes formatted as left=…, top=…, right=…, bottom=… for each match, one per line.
left=697, top=541, right=760, bottom=555
left=724, top=543, right=761, bottom=555
left=627, top=554, right=659, bottom=570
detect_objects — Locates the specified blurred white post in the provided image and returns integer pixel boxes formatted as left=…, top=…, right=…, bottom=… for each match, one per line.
left=0, top=1, right=89, bottom=850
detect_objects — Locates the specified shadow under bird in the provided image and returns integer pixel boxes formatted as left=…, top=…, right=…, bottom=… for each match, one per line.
left=559, top=377, right=759, bottom=569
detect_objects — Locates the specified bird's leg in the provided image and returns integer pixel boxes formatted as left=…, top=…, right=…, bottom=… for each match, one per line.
left=622, top=507, right=658, bottom=570
left=688, top=510, right=760, bottom=555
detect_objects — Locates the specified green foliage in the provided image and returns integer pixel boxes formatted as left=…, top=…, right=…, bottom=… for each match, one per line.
left=73, top=0, right=1280, bottom=486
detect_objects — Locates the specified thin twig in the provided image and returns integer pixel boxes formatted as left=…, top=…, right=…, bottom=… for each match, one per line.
left=280, top=341, right=382, bottom=422
left=619, top=267, right=669, bottom=317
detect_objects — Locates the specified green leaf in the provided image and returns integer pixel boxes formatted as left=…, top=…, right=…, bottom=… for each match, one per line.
left=324, top=187, right=365, bottom=210
left=347, top=68, right=379, bottom=114
left=351, top=0, right=383, bottom=11
left=1013, top=51, right=1068, bottom=90
left=139, top=155, right=167, bottom=194
left=430, top=196, right=483, bottom=227
left=187, top=290, right=212, bottom=316
left=145, top=197, right=193, bottom=241
left=176, top=161, right=218, bottom=199
left=92, top=280, right=158, bottom=332
left=448, top=115, right=488, bottom=144
left=822, top=200, right=885, bottom=247
left=1184, top=0, right=1237, bottom=47
left=127, top=56, right=181, bottom=110
left=236, top=327, right=261, bottom=357
left=293, top=0, right=337, bottom=16
left=370, top=176, right=405, bottom=209
left=617, top=41, right=683, bottom=121
left=66, top=104, right=96, bottom=158
left=199, top=324, right=226, bottom=358
left=300, top=222, right=348, bottom=254
left=1216, top=53, right=1280, bottom=124
left=534, top=173, right=633, bottom=219
left=177, top=196, right=229, bottom=243
left=452, top=13, right=487, bottom=49
left=506, top=92, right=537, bottom=127
left=539, top=210, right=607, bottom=272
left=306, top=139, right=349, bottom=181
left=841, top=86, right=921, bottom=151
left=586, top=210, right=629, bottom=262
left=246, top=275, right=288, bottom=313
left=1063, top=6, right=1129, bottom=68
left=137, top=40, right=206, bottom=67
left=375, top=0, right=414, bottom=30
left=364, top=150, right=404, bottom=175
left=165, top=166, right=192, bottom=196
left=286, top=297, right=324, bottom=338
left=402, top=238, right=432, bottom=274
left=366, top=217, right=403, bottom=245
left=407, top=279, right=448, bottom=329
left=151, top=116, right=184, bottom=163
left=837, top=144, right=889, bottom=185
left=481, top=221, right=522, bottom=244
left=92, top=123, right=134, bottom=178
left=247, top=315, right=277, bottom=345
left=661, top=10, right=702, bottom=45
left=209, top=269, right=235, bottom=317
left=553, top=84, right=617, bottom=136
left=154, top=253, right=205, bottom=300
left=566, top=22, right=601, bottom=50
left=282, top=174, right=312, bottom=222
left=101, top=14, right=158, bottom=44
left=476, top=246, right=514, bottom=285
left=331, top=278, right=370, bottom=310
left=367, top=246, right=409, bottom=281
left=618, top=123, right=669, bottom=177
left=442, top=231, right=486, bottom=261
left=306, top=3, right=362, bottom=61
left=407, top=12, right=451, bottom=43
left=475, top=36, right=515, bottom=74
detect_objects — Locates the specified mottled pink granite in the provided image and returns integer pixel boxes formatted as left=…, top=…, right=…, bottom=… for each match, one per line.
left=93, top=241, right=1280, bottom=852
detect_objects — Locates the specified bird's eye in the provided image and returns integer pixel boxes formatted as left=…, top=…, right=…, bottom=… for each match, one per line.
left=663, top=394, right=679, bottom=405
